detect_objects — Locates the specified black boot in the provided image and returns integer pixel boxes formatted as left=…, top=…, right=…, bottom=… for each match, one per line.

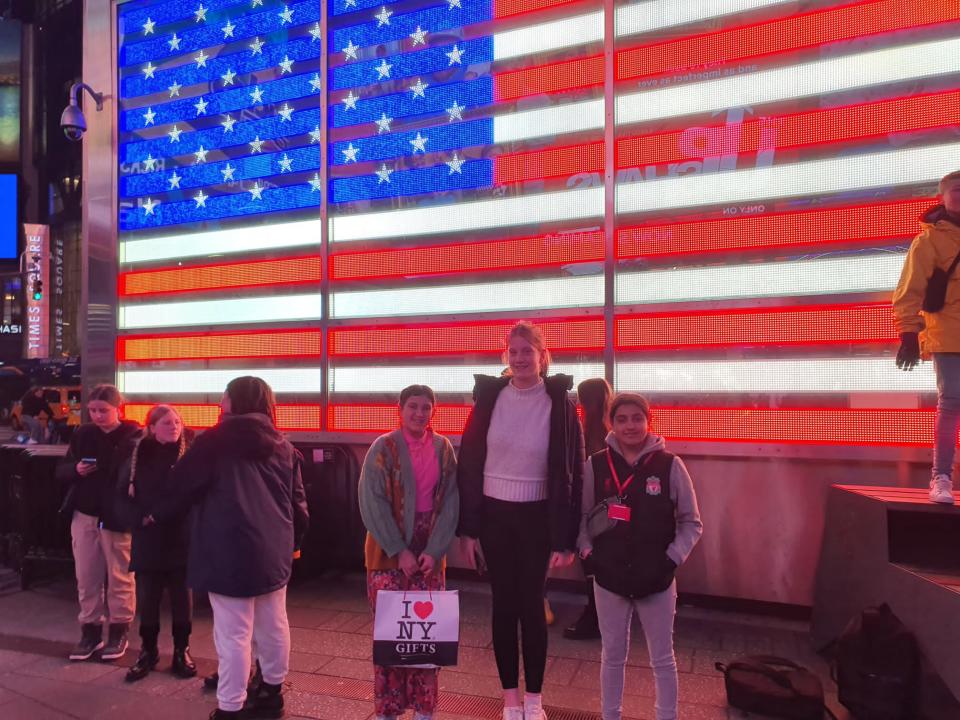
left=101, top=622, right=130, bottom=661
left=209, top=710, right=247, bottom=719
left=171, top=622, right=197, bottom=678
left=125, top=624, right=159, bottom=682
left=563, top=580, right=601, bottom=640
left=246, top=680, right=284, bottom=719
left=69, top=623, right=104, bottom=661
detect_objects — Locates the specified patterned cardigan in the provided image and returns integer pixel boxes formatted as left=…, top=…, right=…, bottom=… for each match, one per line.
left=358, top=429, right=460, bottom=571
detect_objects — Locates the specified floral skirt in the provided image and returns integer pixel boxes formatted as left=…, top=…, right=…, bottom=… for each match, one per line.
left=367, top=511, right=444, bottom=717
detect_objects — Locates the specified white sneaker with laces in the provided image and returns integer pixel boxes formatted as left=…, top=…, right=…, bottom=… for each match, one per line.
left=929, top=474, right=955, bottom=504
left=523, top=698, right=547, bottom=720
left=502, top=706, right=525, bottom=720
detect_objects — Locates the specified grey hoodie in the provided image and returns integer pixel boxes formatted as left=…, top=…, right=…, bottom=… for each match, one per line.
left=577, top=431, right=703, bottom=568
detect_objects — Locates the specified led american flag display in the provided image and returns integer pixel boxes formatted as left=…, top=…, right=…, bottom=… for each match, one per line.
left=118, top=0, right=960, bottom=446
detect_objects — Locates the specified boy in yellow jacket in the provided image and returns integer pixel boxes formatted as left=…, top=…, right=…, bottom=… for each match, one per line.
left=893, top=170, right=960, bottom=504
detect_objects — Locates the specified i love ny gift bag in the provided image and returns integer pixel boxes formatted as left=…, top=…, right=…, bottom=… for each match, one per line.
left=373, top=589, right=460, bottom=668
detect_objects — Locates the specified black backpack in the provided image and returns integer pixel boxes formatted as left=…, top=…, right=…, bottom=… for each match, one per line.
left=833, top=604, right=920, bottom=720
left=716, top=655, right=837, bottom=720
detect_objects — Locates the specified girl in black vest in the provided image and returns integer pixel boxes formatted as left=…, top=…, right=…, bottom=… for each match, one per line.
left=119, top=405, right=196, bottom=682
left=577, top=393, right=702, bottom=720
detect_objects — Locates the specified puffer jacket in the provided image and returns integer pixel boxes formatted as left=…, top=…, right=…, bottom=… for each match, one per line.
left=893, top=204, right=960, bottom=356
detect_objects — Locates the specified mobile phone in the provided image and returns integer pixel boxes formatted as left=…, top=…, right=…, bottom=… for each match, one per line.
left=80, top=458, right=97, bottom=464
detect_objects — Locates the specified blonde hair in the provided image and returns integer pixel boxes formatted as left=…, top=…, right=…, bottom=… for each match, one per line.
left=939, top=170, right=960, bottom=193
left=502, top=321, right=552, bottom=378
left=127, top=405, right=188, bottom=498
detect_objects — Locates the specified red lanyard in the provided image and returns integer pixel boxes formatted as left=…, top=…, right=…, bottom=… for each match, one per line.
left=605, top=448, right=651, bottom=499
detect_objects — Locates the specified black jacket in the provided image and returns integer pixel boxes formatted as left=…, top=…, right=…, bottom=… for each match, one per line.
left=21, top=393, right=48, bottom=418
left=57, top=421, right=143, bottom=531
left=157, top=413, right=309, bottom=598
left=117, top=436, right=191, bottom=573
left=457, top=374, right=584, bottom=551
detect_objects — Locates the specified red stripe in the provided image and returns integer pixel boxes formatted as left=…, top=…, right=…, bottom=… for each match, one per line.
left=329, top=230, right=604, bottom=282
left=119, top=256, right=322, bottom=297
left=123, top=403, right=324, bottom=431
left=117, top=329, right=323, bottom=362
left=615, top=198, right=931, bottom=259
left=615, top=303, right=896, bottom=350
left=493, top=0, right=588, bottom=19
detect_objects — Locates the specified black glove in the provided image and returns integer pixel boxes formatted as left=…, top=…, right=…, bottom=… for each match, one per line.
left=896, top=332, right=920, bottom=371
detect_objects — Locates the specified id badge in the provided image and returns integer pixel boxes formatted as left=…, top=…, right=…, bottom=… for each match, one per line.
left=607, top=503, right=631, bottom=522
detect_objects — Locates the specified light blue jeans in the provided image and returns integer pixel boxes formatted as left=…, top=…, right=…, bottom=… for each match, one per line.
left=594, top=581, right=678, bottom=720
left=21, top=414, right=44, bottom=442
left=933, top=353, right=960, bottom=478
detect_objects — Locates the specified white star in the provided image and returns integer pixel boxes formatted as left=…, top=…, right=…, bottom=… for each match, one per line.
left=249, top=86, right=264, bottom=104
left=142, top=197, right=158, bottom=215
left=309, top=125, right=321, bottom=143
left=375, top=59, right=392, bottom=80
left=375, top=6, right=393, bottom=27
left=409, top=132, right=428, bottom=153
left=221, top=114, right=237, bottom=132
left=194, top=3, right=207, bottom=22
left=446, top=153, right=465, bottom=174
left=142, top=62, right=157, bottom=79
left=168, top=171, right=182, bottom=189
left=194, top=96, right=208, bottom=116
left=143, top=154, right=158, bottom=172
left=193, top=190, right=208, bottom=208
left=410, top=26, right=428, bottom=46
left=222, top=20, right=235, bottom=38
left=221, top=68, right=237, bottom=86
left=277, top=103, right=294, bottom=122
left=220, top=163, right=236, bottom=181
left=248, top=182, right=264, bottom=200
left=167, top=33, right=181, bottom=51
left=344, top=0, right=357, bottom=7
left=249, top=136, right=265, bottom=153
left=308, top=173, right=322, bottom=192
left=168, top=124, right=183, bottom=142
left=194, top=49, right=208, bottom=68
left=342, top=39, right=359, bottom=60
left=409, top=78, right=429, bottom=98
left=278, top=154, right=293, bottom=173
left=249, top=36, right=265, bottom=55
left=447, top=0, right=462, bottom=8
left=342, top=90, right=359, bottom=110
left=278, top=5, right=294, bottom=24
left=142, top=107, right=156, bottom=126
left=375, top=163, right=393, bottom=184
left=309, top=73, right=323, bottom=93
left=342, top=143, right=360, bottom=163
left=142, top=17, right=156, bottom=34
left=252, top=0, right=263, bottom=6
left=446, top=44, right=464, bottom=65
left=310, top=22, right=322, bottom=42
left=168, top=81, right=181, bottom=97
left=194, top=146, right=209, bottom=163
left=446, top=99, right=465, bottom=121
left=375, top=113, right=393, bottom=134
left=279, top=55, right=294, bottom=74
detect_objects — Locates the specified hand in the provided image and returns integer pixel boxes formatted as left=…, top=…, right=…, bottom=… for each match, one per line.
left=141, top=514, right=156, bottom=527
left=549, top=551, right=576, bottom=569
left=76, top=461, right=96, bottom=476
left=418, top=553, right=436, bottom=576
left=579, top=547, right=593, bottom=560
left=460, top=536, right=484, bottom=572
left=397, top=548, right=419, bottom=578
left=896, top=332, right=920, bottom=370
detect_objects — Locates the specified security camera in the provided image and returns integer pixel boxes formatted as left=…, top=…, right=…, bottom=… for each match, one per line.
left=60, top=82, right=104, bottom=142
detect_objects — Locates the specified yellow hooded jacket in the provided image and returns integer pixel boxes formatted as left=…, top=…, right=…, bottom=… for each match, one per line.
left=892, top=205, right=960, bottom=357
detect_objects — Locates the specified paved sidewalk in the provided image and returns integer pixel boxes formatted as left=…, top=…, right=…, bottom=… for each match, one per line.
left=0, top=572, right=849, bottom=720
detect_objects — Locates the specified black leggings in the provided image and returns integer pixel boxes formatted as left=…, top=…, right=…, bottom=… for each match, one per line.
left=136, top=569, right=192, bottom=646
left=480, top=497, right=551, bottom=693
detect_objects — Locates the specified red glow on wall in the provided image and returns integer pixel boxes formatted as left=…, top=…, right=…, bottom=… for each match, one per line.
left=117, top=329, right=324, bottom=362
left=329, top=404, right=473, bottom=435
left=119, top=256, right=322, bottom=297
left=493, top=0, right=586, bottom=18
left=123, top=403, right=324, bottom=431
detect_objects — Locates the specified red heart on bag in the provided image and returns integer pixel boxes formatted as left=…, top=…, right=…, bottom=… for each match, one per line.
left=413, top=601, right=434, bottom=619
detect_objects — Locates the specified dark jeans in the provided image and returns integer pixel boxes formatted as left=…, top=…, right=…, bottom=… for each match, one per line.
left=480, top=497, right=551, bottom=693
left=136, top=568, right=192, bottom=647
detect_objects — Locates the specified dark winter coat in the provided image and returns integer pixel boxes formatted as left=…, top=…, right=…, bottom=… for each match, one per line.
left=457, top=374, right=585, bottom=551
left=57, top=421, right=143, bottom=531
left=117, top=436, right=191, bottom=573
left=155, top=413, right=309, bottom=598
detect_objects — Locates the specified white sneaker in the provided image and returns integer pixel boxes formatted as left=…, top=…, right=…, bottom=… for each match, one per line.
left=502, top=706, right=524, bottom=720
left=929, top=474, right=955, bottom=504
left=523, top=698, right=547, bottom=720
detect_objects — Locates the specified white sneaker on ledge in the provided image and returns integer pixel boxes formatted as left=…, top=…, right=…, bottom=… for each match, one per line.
left=502, top=706, right=524, bottom=720
left=523, top=697, right=547, bottom=720
left=929, top=474, right=955, bottom=504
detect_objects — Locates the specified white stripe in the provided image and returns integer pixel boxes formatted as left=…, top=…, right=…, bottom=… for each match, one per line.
left=493, top=99, right=603, bottom=144
left=330, top=363, right=605, bottom=393
left=617, top=37, right=960, bottom=126
left=616, top=0, right=795, bottom=38
left=617, top=142, right=960, bottom=215
left=118, top=293, right=323, bottom=329
left=120, top=218, right=322, bottom=265
left=330, top=187, right=603, bottom=243
left=616, top=358, right=934, bottom=394
left=117, top=367, right=324, bottom=395
left=332, top=275, right=603, bottom=318
left=494, top=13, right=602, bottom=61
left=616, top=253, right=904, bottom=305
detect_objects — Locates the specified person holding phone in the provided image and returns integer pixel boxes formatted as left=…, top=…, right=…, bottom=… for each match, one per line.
left=57, top=384, right=142, bottom=662
left=358, top=384, right=460, bottom=720
left=457, top=321, right=584, bottom=720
